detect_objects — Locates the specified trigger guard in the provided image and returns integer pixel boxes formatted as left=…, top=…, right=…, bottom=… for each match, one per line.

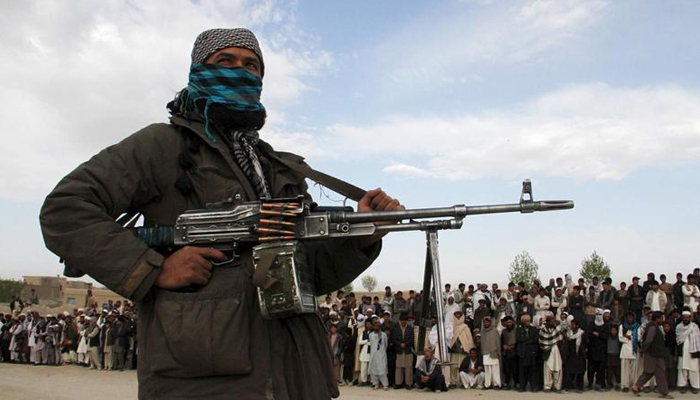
left=211, top=253, right=239, bottom=268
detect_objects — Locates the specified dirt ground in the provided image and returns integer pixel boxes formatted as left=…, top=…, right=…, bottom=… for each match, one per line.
left=0, top=363, right=694, bottom=400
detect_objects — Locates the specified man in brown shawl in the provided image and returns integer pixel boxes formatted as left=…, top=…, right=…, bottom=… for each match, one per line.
left=448, top=310, right=474, bottom=387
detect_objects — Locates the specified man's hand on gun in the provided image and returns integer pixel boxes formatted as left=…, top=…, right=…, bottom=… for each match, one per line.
left=156, top=247, right=226, bottom=289
left=357, top=187, right=404, bottom=249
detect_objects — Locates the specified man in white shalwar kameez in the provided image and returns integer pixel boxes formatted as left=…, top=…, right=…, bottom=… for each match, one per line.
left=676, top=311, right=700, bottom=393
left=76, top=316, right=89, bottom=365
left=27, top=314, right=38, bottom=364
left=619, top=311, right=641, bottom=391
left=459, top=348, right=485, bottom=389
left=539, top=313, right=566, bottom=392
left=368, top=319, right=389, bottom=390
left=534, top=288, right=551, bottom=321
left=357, top=320, right=372, bottom=385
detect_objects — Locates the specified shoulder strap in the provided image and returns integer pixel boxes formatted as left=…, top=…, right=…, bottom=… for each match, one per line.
left=279, top=158, right=367, bottom=202
left=261, top=149, right=367, bottom=202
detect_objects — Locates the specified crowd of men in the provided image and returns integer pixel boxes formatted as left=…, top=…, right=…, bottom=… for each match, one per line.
left=318, top=269, right=700, bottom=397
left=1, top=291, right=137, bottom=371
left=3, top=269, right=700, bottom=398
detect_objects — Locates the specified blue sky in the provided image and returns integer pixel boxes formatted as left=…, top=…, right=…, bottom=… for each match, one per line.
left=0, top=0, right=699, bottom=290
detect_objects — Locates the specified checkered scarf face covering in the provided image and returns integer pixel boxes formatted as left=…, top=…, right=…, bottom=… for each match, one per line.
left=185, top=63, right=270, bottom=199
left=186, top=63, right=265, bottom=130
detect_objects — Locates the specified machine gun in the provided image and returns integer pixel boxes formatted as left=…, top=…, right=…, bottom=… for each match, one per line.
left=134, top=180, right=573, bottom=362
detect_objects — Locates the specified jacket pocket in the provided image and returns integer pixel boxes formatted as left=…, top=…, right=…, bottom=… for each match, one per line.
left=148, top=288, right=252, bottom=378
left=189, top=165, right=247, bottom=205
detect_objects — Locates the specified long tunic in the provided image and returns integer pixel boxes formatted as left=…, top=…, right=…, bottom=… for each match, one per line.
left=619, top=324, right=640, bottom=359
left=565, top=335, right=587, bottom=374
left=679, top=336, right=700, bottom=372
left=358, top=329, right=370, bottom=363
left=368, top=331, right=388, bottom=375
left=677, top=323, right=700, bottom=372
left=546, top=344, right=562, bottom=371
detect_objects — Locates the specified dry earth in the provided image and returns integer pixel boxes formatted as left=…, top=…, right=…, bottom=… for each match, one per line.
left=0, top=363, right=693, bottom=400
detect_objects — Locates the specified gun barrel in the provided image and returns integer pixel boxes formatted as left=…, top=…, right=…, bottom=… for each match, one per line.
left=465, top=200, right=574, bottom=215
left=328, top=200, right=573, bottom=223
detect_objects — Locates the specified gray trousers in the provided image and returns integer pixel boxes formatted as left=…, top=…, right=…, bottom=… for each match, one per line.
left=635, top=356, right=668, bottom=395
left=112, top=345, right=125, bottom=370
left=371, top=374, right=389, bottom=387
left=395, top=354, right=413, bottom=386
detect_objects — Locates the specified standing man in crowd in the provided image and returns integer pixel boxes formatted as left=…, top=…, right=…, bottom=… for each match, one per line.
left=480, top=316, right=501, bottom=389
left=632, top=312, right=673, bottom=399
left=382, top=287, right=394, bottom=314
left=675, top=311, right=700, bottom=393
left=40, top=28, right=402, bottom=400
left=368, top=319, right=389, bottom=390
left=673, top=274, right=685, bottom=310
left=448, top=309, right=473, bottom=386
left=629, top=277, right=645, bottom=322
left=600, top=281, right=614, bottom=310
left=357, top=320, right=372, bottom=386
left=393, top=313, right=413, bottom=390
left=646, top=282, right=667, bottom=313
left=391, top=292, right=408, bottom=324
left=329, top=324, right=343, bottom=385
left=564, top=318, right=587, bottom=392
left=501, top=316, right=519, bottom=390
left=517, top=314, right=539, bottom=392
left=539, top=313, right=565, bottom=393
left=588, top=309, right=610, bottom=391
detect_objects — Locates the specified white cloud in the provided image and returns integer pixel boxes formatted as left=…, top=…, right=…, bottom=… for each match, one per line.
left=0, top=0, right=331, bottom=201
left=316, top=83, right=700, bottom=181
left=382, top=164, right=432, bottom=178
left=381, top=0, right=607, bottom=85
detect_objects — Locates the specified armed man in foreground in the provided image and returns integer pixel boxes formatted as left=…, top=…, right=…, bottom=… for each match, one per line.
left=40, top=28, right=402, bottom=400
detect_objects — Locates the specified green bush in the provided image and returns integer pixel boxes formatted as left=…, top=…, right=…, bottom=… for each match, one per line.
left=0, top=278, right=25, bottom=303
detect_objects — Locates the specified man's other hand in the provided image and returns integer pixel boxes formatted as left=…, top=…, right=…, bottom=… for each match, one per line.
left=155, top=246, right=227, bottom=289
left=357, top=188, right=404, bottom=249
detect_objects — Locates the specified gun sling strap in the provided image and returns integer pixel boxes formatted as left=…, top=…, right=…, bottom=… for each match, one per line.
left=265, top=151, right=367, bottom=203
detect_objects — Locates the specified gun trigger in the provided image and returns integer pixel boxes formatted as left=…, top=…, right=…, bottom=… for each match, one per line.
left=212, top=253, right=239, bottom=268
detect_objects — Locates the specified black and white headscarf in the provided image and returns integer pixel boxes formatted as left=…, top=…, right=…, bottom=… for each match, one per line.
left=221, top=130, right=270, bottom=199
